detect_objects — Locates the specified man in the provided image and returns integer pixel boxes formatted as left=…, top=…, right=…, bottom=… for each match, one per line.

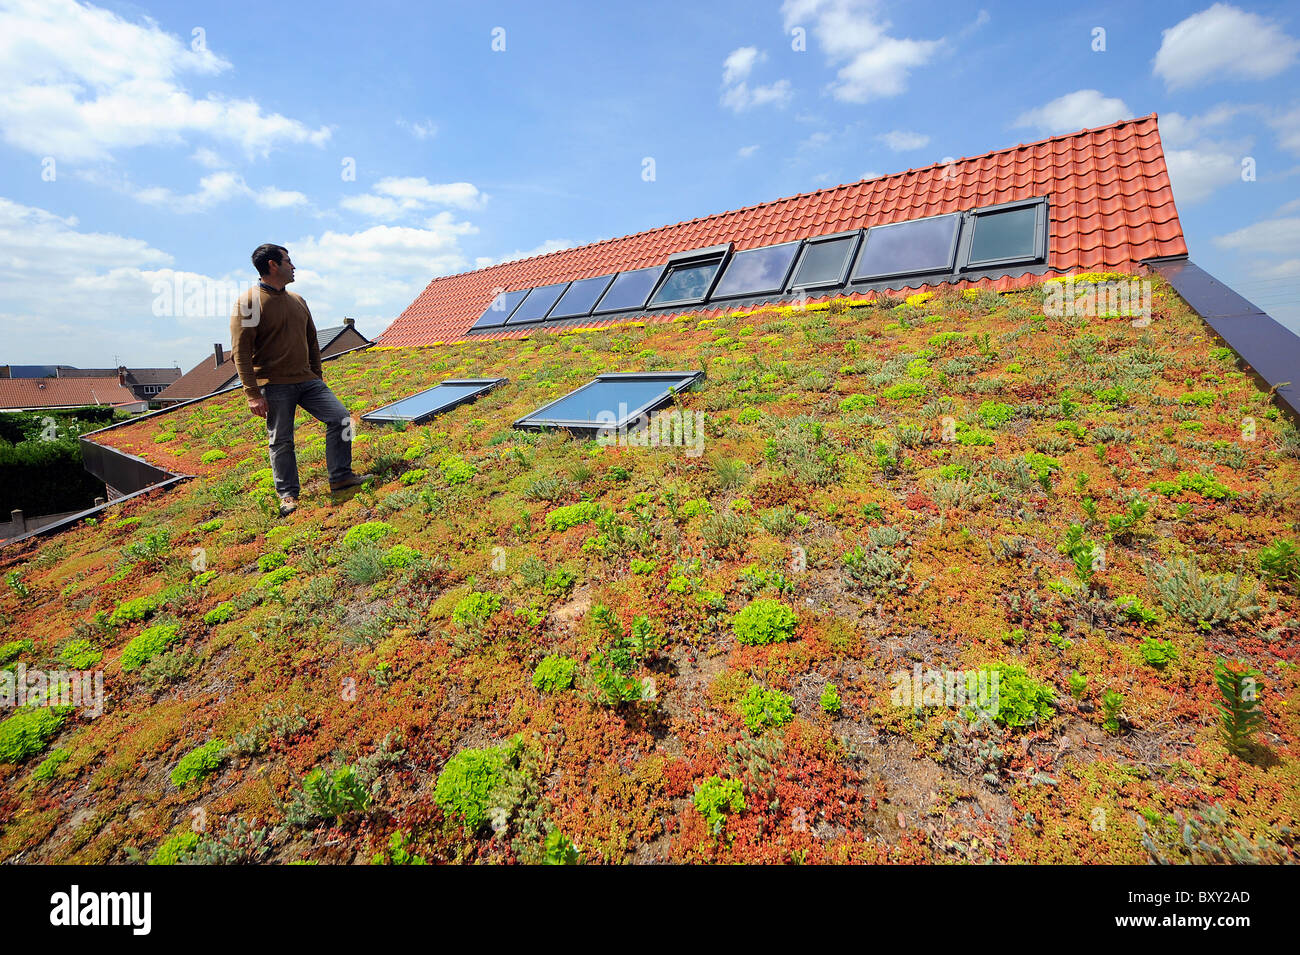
left=230, top=243, right=372, bottom=517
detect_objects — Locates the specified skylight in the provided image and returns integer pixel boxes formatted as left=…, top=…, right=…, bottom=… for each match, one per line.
left=788, top=231, right=862, bottom=289
left=594, top=267, right=662, bottom=314
left=362, top=378, right=506, bottom=425
left=647, top=245, right=731, bottom=308
left=965, top=199, right=1046, bottom=268
left=471, top=289, right=528, bottom=330
left=710, top=241, right=801, bottom=299
left=513, top=371, right=703, bottom=432
left=507, top=282, right=569, bottom=324
left=550, top=275, right=616, bottom=319
left=853, top=213, right=961, bottom=282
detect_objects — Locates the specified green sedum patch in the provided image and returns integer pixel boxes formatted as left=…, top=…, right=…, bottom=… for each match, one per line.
left=121, top=624, right=180, bottom=672
left=170, top=739, right=229, bottom=788
left=732, top=598, right=798, bottom=646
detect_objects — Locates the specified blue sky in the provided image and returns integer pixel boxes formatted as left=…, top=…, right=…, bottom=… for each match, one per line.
left=1, top=0, right=1298, bottom=368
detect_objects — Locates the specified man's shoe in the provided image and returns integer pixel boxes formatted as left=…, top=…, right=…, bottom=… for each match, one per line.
left=329, top=472, right=374, bottom=492
left=278, top=495, right=298, bottom=517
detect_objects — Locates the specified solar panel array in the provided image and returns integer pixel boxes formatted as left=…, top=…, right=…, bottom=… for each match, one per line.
left=469, top=197, right=1045, bottom=333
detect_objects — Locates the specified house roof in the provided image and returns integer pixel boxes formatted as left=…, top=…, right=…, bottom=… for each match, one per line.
left=316, top=322, right=369, bottom=351
left=155, top=348, right=238, bottom=403
left=59, top=367, right=182, bottom=386
left=379, top=114, right=1185, bottom=348
left=0, top=376, right=140, bottom=410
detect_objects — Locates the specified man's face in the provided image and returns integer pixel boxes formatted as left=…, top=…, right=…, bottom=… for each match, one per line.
left=271, top=251, right=295, bottom=284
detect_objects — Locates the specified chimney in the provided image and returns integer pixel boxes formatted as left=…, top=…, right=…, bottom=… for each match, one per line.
left=118, top=366, right=127, bottom=386
left=214, top=344, right=224, bottom=367
left=343, top=317, right=355, bottom=327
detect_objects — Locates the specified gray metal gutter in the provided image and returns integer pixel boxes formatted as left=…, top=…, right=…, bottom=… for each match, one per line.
left=1148, top=258, right=1299, bottom=422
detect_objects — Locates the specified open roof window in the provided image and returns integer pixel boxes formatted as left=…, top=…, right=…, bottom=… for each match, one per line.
left=788, top=230, right=862, bottom=290
left=363, top=378, right=506, bottom=425
left=506, top=282, right=569, bottom=324
left=647, top=245, right=731, bottom=308
left=711, top=241, right=801, bottom=299
left=594, top=266, right=662, bottom=314
left=550, top=274, right=616, bottom=319
left=513, top=371, right=703, bottom=432
left=963, top=198, right=1047, bottom=269
left=471, top=289, right=528, bottom=331
left=853, top=213, right=961, bottom=282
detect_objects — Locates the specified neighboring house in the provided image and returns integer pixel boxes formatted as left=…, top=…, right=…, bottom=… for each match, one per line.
left=57, top=366, right=181, bottom=402
left=155, top=319, right=370, bottom=406
left=0, top=375, right=147, bottom=413
left=0, top=365, right=64, bottom=378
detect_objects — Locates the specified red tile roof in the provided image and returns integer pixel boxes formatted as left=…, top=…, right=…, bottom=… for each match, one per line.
left=0, top=377, right=140, bottom=410
left=379, top=114, right=1185, bottom=347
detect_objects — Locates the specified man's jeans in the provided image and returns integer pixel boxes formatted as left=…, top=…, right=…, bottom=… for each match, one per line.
left=263, top=379, right=352, bottom=497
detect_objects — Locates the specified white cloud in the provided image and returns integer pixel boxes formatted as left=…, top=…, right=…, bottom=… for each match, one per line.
left=1214, top=216, right=1300, bottom=254
left=1269, top=105, right=1300, bottom=155
left=0, top=0, right=331, bottom=162
left=341, top=177, right=486, bottom=221
left=1013, top=89, right=1130, bottom=135
left=1159, top=105, right=1243, bottom=147
left=132, top=172, right=308, bottom=212
left=396, top=118, right=438, bottom=140
left=1154, top=3, right=1300, bottom=89
left=720, top=46, right=792, bottom=112
left=782, top=0, right=940, bottom=103
left=1165, top=146, right=1244, bottom=204
left=878, top=129, right=930, bottom=151
left=474, top=238, right=576, bottom=269
left=190, top=147, right=230, bottom=169
left=738, top=144, right=760, bottom=158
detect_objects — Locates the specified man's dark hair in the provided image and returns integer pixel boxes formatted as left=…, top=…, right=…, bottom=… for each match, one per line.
left=251, top=244, right=289, bottom=277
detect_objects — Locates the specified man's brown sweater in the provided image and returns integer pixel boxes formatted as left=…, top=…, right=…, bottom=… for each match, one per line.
left=229, top=284, right=323, bottom=399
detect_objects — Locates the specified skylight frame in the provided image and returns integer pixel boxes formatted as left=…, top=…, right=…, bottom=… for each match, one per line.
left=851, top=212, right=963, bottom=283
left=786, top=229, right=863, bottom=291
left=591, top=266, right=664, bottom=315
left=362, top=378, right=507, bottom=425
left=512, top=371, right=704, bottom=433
left=645, top=244, right=733, bottom=309
left=505, top=281, right=572, bottom=325
left=549, top=274, right=617, bottom=320
left=709, top=239, right=803, bottom=300
left=470, top=288, right=529, bottom=331
left=959, top=196, right=1049, bottom=271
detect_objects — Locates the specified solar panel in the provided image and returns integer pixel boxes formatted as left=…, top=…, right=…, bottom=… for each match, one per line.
left=471, top=289, right=528, bottom=330
left=594, top=267, right=662, bottom=313
left=362, top=378, right=506, bottom=425
left=853, top=213, right=960, bottom=281
left=789, top=231, right=861, bottom=289
left=967, top=205, right=1040, bottom=266
left=549, top=274, right=616, bottom=319
left=506, top=282, right=569, bottom=324
left=711, top=241, right=801, bottom=298
left=514, top=371, right=703, bottom=431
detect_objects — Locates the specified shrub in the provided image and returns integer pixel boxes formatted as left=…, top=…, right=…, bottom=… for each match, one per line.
left=343, top=544, right=386, bottom=585
left=1148, top=558, right=1260, bottom=629
left=199, top=450, right=227, bottom=465
left=451, top=591, right=501, bottom=629
left=977, top=401, right=1014, bottom=427
left=433, top=738, right=526, bottom=834
left=257, top=566, right=297, bottom=588
left=32, top=748, right=69, bottom=782
left=1115, top=594, right=1160, bottom=625
left=150, top=832, right=200, bottom=865
left=987, top=664, right=1055, bottom=728
left=0, top=707, right=69, bottom=763
left=1023, top=452, right=1060, bottom=492
left=532, top=655, right=578, bottom=693
left=1101, top=689, right=1125, bottom=734
left=1149, top=472, right=1231, bottom=500
left=400, top=468, right=428, bottom=486
left=296, top=765, right=371, bottom=821
left=842, top=526, right=912, bottom=596
left=204, top=602, right=235, bottom=625
left=58, top=639, right=102, bottom=669
left=732, top=598, right=797, bottom=646
left=108, top=593, right=161, bottom=626
left=121, top=624, right=180, bottom=671
left=371, top=830, right=427, bottom=865
left=820, top=683, right=842, bottom=715
left=257, top=552, right=286, bottom=572
left=693, top=776, right=746, bottom=835
left=1215, top=661, right=1265, bottom=758
left=545, top=501, right=601, bottom=532
left=738, top=684, right=794, bottom=733
left=839, top=394, right=876, bottom=413
left=882, top=380, right=927, bottom=400
left=1140, top=638, right=1178, bottom=669
left=439, top=455, right=476, bottom=485
left=342, top=521, right=395, bottom=548
left=170, top=739, right=229, bottom=787
left=1259, top=539, right=1300, bottom=584
left=764, top=417, right=839, bottom=486
left=0, top=638, right=32, bottom=666
left=381, top=544, right=421, bottom=569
